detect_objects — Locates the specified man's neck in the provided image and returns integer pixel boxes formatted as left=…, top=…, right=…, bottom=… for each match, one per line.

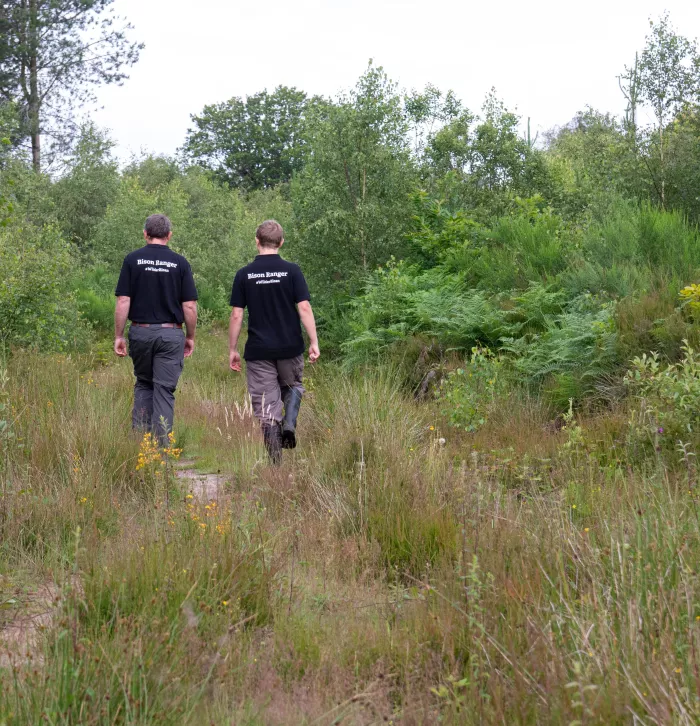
left=146, top=238, right=169, bottom=247
left=257, top=249, right=279, bottom=256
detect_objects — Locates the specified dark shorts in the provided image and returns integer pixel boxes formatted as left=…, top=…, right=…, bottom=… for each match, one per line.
left=245, top=356, right=304, bottom=423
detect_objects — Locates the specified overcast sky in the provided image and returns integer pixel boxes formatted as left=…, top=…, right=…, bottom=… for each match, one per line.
left=92, top=0, right=700, bottom=161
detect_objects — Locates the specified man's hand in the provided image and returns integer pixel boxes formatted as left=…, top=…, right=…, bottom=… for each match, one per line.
left=298, top=301, right=320, bottom=364
left=183, top=301, right=197, bottom=352
left=114, top=336, right=128, bottom=357
left=230, top=350, right=242, bottom=372
left=114, top=296, right=130, bottom=356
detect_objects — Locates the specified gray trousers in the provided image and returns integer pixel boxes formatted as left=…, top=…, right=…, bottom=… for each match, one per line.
left=246, top=356, right=304, bottom=424
left=128, top=325, right=185, bottom=444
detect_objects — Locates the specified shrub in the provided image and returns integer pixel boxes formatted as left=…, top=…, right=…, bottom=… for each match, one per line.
left=74, top=266, right=117, bottom=332
left=438, top=347, right=507, bottom=432
left=581, top=201, right=700, bottom=282
left=502, top=301, right=619, bottom=407
left=0, top=221, right=87, bottom=351
left=624, top=342, right=700, bottom=458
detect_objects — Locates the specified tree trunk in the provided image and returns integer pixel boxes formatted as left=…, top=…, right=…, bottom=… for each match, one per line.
left=28, top=0, right=40, bottom=173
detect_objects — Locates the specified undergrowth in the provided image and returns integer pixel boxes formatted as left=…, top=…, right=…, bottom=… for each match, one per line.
left=1, top=333, right=700, bottom=723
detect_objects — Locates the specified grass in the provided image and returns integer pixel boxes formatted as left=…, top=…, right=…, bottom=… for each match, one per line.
left=1, top=331, right=700, bottom=724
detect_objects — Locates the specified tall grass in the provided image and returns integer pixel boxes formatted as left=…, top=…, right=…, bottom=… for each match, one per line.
left=1, top=332, right=700, bottom=723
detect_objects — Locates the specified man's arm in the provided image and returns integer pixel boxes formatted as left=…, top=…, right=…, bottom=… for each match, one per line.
left=297, top=300, right=320, bottom=363
left=229, top=307, right=244, bottom=371
left=183, top=300, right=197, bottom=358
left=114, top=296, right=131, bottom=357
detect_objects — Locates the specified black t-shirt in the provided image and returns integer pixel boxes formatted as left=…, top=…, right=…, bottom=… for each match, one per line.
left=115, top=244, right=198, bottom=324
left=230, top=255, right=310, bottom=361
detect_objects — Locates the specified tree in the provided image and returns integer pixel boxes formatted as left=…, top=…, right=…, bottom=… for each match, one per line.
left=404, top=83, right=466, bottom=161
left=545, top=108, right=642, bottom=207
left=291, top=63, right=417, bottom=302
left=662, top=108, right=700, bottom=222
left=636, top=12, right=700, bottom=207
left=181, top=86, right=322, bottom=191
left=619, top=53, right=641, bottom=148
left=0, top=219, right=85, bottom=350
left=425, top=92, right=552, bottom=216
left=0, top=5, right=16, bottom=101
left=50, top=122, right=119, bottom=249
left=0, top=0, right=142, bottom=172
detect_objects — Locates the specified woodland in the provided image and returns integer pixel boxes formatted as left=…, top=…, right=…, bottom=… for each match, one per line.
left=1, top=4, right=700, bottom=723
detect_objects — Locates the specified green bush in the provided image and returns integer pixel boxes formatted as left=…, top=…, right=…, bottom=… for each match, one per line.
left=624, top=342, right=700, bottom=458
left=438, top=347, right=507, bottom=432
left=75, top=267, right=116, bottom=332
left=580, top=202, right=700, bottom=283
left=0, top=221, right=87, bottom=350
left=503, top=302, right=619, bottom=407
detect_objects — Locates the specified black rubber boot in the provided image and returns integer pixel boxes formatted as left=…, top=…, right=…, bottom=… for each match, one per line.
left=281, top=388, right=302, bottom=449
left=262, top=422, right=282, bottom=465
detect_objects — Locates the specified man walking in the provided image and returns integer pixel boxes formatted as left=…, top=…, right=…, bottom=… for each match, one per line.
left=114, top=214, right=198, bottom=446
left=229, top=220, right=319, bottom=464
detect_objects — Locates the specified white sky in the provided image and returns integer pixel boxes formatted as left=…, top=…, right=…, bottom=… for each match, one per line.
left=92, top=0, right=700, bottom=161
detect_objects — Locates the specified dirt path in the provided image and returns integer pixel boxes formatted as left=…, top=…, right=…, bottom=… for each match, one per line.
left=0, top=581, right=69, bottom=669
left=175, top=459, right=228, bottom=503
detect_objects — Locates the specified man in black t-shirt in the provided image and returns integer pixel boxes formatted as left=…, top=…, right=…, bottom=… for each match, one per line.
left=229, top=220, right=319, bottom=464
left=115, top=214, right=198, bottom=445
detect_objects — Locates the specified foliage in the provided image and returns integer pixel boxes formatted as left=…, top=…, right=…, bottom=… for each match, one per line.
left=661, top=108, right=700, bottom=222
left=74, top=267, right=115, bottom=332
left=635, top=13, right=700, bottom=209
left=0, top=0, right=142, bottom=170
left=679, top=282, right=700, bottom=319
left=424, top=91, right=555, bottom=216
left=0, top=220, right=86, bottom=350
left=637, top=13, right=700, bottom=133
left=344, top=193, right=624, bottom=405
left=502, top=303, right=619, bottom=406
left=50, top=123, right=120, bottom=249
left=291, top=62, right=417, bottom=301
left=404, top=82, right=466, bottom=162
left=2, top=335, right=700, bottom=722
left=0, top=368, right=14, bottom=466
left=625, top=342, right=700, bottom=454
left=438, top=347, right=506, bottom=431
left=181, top=86, right=323, bottom=190
left=545, top=108, right=642, bottom=211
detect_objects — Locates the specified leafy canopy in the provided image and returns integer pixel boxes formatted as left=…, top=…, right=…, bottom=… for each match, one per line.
left=181, top=86, right=324, bottom=191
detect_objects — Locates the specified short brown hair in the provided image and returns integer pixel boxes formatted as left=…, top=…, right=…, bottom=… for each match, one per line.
left=256, top=220, right=284, bottom=249
left=145, top=214, right=171, bottom=240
